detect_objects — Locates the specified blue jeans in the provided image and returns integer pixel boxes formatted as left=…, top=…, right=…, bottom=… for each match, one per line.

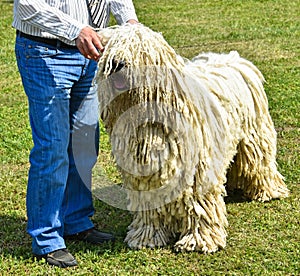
left=15, top=34, right=99, bottom=255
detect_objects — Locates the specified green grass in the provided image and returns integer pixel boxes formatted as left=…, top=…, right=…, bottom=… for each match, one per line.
left=0, top=0, right=299, bottom=275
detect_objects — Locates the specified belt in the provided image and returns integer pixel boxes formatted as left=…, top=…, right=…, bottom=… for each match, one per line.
left=16, top=31, right=77, bottom=49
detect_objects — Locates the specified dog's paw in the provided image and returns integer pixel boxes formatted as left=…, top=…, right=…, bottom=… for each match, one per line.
left=174, top=231, right=223, bottom=253
left=125, top=226, right=171, bottom=249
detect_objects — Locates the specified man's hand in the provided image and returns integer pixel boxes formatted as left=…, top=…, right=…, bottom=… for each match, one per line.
left=75, top=26, right=104, bottom=61
left=76, top=20, right=139, bottom=61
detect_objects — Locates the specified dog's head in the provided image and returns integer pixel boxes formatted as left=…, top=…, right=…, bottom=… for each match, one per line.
left=96, top=24, right=190, bottom=128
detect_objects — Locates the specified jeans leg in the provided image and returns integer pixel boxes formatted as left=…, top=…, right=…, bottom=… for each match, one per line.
left=63, top=59, right=100, bottom=235
left=15, top=36, right=98, bottom=254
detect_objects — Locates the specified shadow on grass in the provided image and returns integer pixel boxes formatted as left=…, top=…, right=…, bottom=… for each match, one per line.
left=224, top=188, right=251, bottom=204
left=0, top=200, right=133, bottom=262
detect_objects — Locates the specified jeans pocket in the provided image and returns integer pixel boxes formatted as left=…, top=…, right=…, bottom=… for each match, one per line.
left=25, top=44, right=58, bottom=59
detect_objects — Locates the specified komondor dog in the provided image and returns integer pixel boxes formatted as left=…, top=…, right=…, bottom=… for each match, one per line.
left=95, top=24, right=289, bottom=253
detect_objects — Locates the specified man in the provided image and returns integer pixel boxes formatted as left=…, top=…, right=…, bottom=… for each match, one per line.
left=13, top=0, right=138, bottom=268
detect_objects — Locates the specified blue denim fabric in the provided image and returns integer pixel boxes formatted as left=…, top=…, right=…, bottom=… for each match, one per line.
left=15, top=35, right=99, bottom=255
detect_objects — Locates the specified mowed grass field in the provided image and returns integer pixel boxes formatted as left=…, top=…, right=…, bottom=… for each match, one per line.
left=0, top=0, right=299, bottom=275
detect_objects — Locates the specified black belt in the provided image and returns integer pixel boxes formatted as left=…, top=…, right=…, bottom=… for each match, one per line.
left=16, top=31, right=77, bottom=49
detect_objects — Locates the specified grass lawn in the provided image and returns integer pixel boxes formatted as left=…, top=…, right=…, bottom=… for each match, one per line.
left=0, top=0, right=299, bottom=275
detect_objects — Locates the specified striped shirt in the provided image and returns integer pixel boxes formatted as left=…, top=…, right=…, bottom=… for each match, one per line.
left=12, top=0, right=138, bottom=45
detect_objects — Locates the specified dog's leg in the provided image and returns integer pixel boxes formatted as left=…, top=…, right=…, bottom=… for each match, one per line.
left=125, top=209, right=174, bottom=249
left=224, top=57, right=289, bottom=202
left=174, top=185, right=228, bottom=253
left=227, top=122, right=289, bottom=202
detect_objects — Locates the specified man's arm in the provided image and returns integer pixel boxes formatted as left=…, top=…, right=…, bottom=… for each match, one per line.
left=16, top=0, right=88, bottom=41
left=109, top=0, right=139, bottom=25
